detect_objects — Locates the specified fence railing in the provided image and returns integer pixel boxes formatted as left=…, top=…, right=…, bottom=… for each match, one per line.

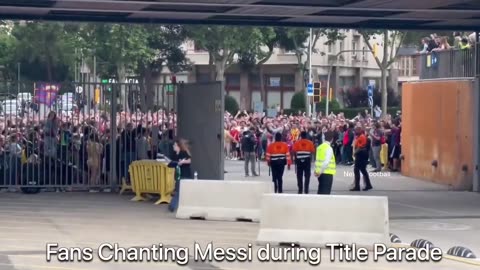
left=0, top=81, right=178, bottom=191
left=417, top=46, right=480, bottom=79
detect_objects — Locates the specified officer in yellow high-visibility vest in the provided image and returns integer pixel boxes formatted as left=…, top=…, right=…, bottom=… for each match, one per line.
left=314, top=131, right=336, bottom=194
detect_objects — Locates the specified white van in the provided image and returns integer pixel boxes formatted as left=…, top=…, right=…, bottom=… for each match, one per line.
left=2, top=99, right=20, bottom=116
left=17, top=92, right=32, bottom=104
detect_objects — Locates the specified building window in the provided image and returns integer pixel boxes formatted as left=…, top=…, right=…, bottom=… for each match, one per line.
left=249, top=74, right=260, bottom=87
left=267, top=91, right=281, bottom=108
left=267, top=76, right=281, bottom=87
left=226, top=74, right=240, bottom=87
left=339, top=41, right=345, bottom=52
left=412, top=56, right=418, bottom=76
left=281, top=74, right=295, bottom=88
left=251, top=91, right=261, bottom=108
left=328, top=43, right=334, bottom=54
left=283, top=91, right=295, bottom=109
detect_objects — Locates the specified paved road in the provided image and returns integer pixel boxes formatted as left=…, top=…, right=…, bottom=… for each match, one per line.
left=225, top=160, right=480, bottom=254
left=0, top=160, right=478, bottom=270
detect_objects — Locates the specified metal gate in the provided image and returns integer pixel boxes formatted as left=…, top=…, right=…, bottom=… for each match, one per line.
left=0, top=80, right=178, bottom=191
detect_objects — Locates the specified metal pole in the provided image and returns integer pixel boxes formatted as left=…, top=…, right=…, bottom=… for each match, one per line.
left=93, top=54, right=96, bottom=83
left=308, top=28, right=313, bottom=117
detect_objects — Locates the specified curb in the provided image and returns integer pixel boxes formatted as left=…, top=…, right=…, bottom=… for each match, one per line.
left=390, top=236, right=480, bottom=266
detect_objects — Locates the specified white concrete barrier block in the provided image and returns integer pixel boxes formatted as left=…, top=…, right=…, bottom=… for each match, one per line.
left=256, top=194, right=389, bottom=248
left=176, top=180, right=273, bottom=222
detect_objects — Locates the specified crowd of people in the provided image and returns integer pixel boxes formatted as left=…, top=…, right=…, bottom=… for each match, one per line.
left=0, top=106, right=401, bottom=194
left=420, top=32, right=477, bottom=53
left=224, top=109, right=402, bottom=182
left=0, top=109, right=178, bottom=192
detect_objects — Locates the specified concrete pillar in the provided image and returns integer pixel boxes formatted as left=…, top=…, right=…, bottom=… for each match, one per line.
left=331, top=66, right=339, bottom=97
left=354, top=67, right=361, bottom=86
left=474, top=78, right=480, bottom=192
left=239, top=71, right=249, bottom=110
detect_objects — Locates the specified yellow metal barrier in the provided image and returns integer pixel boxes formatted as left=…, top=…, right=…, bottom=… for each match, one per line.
left=380, top=143, right=389, bottom=170
left=119, top=177, right=133, bottom=195
left=129, top=160, right=175, bottom=205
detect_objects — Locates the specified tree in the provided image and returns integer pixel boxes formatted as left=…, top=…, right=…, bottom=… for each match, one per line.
left=135, top=25, right=189, bottom=111
left=237, top=27, right=278, bottom=105
left=186, top=26, right=258, bottom=91
left=10, top=22, right=76, bottom=82
left=360, top=30, right=405, bottom=115
left=0, top=22, right=16, bottom=81
left=276, top=28, right=345, bottom=91
left=78, top=23, right=152, bottom=111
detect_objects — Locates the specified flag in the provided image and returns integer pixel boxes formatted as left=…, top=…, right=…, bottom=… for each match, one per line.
left=35, top=84, right=60, bottom=106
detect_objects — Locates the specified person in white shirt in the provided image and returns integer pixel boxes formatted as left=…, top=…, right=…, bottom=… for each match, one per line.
left=374, top=105, right=382, bottom=119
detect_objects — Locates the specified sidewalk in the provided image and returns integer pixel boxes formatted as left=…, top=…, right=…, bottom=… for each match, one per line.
left=226, top=160, right=480, bottom=255
left=0, top=160, right=478, bottom=270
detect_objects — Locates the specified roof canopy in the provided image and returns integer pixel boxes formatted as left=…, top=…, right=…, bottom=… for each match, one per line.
left=1, top=0, right=480, bottom=30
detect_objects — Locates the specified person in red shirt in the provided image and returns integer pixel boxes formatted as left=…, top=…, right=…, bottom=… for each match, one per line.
left=351, top=127, right=373, bottom=191
left=266, top=132, right=291, bottom=193
left=230, top=128, right=240, bottom=160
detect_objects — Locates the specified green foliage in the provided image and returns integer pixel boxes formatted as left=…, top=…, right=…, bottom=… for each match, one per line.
left=9, top=22, right=77, bottom=81
left=290, top=92, right=306, bottom=111
left=276, top=27, right=346, bottom=64
left=225, top=95, right=239, bottom=115
left=237, top=27, right=278, bottom=72
left=0, top=27, right=16, bottom=80
left=315, top=99, right=341, bottom=113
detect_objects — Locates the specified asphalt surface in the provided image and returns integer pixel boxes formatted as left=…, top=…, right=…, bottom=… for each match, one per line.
left=0, top=160, right=479, bottom=270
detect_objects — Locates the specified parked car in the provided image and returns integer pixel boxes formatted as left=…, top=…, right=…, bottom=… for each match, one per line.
left=17, top=92, right=32, bottom=104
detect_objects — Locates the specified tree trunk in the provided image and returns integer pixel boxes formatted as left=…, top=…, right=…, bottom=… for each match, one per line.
left=215, top=60, right=226, bottom=94
left=209, top=52, right=216, bottom=81
left=381, top=30, right=389, bottom=117
left=259, top=65, right=266, bottom=106
left=380, top=67, right=388, bottom=116
left=117, top=64, right=129, bottom=112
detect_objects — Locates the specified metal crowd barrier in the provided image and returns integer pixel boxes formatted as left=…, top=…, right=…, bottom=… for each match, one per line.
left=128, top=160, right=175, bottom=205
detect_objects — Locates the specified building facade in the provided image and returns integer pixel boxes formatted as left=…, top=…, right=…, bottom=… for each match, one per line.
left=162, top=30, right=393, bottom=110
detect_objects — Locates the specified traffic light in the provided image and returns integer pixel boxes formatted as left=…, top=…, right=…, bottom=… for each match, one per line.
left=313, top=82, right=321, bottom=103
left=372, top=43, right=378, bottom=58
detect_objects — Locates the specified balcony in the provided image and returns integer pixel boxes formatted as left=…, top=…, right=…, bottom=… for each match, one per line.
left=417, top=47, right=480, bottom=80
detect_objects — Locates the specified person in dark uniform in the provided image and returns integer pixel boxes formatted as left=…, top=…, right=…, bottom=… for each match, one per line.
left=266, top=133, right=291, bottom=193
left=168, top=139, right=192, bottom=212
left=292, top=131, right=315, bottom=194
left=351, top=127, right=373, bottom=191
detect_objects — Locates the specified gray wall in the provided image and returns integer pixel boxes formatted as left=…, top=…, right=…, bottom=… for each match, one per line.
left=177, top=82, right=224, bottom=180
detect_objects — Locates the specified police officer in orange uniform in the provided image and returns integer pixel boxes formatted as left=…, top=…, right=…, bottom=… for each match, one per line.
left=266, top=132, right=291, bottom=193
left=292, top=131, right=316, bottom=194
